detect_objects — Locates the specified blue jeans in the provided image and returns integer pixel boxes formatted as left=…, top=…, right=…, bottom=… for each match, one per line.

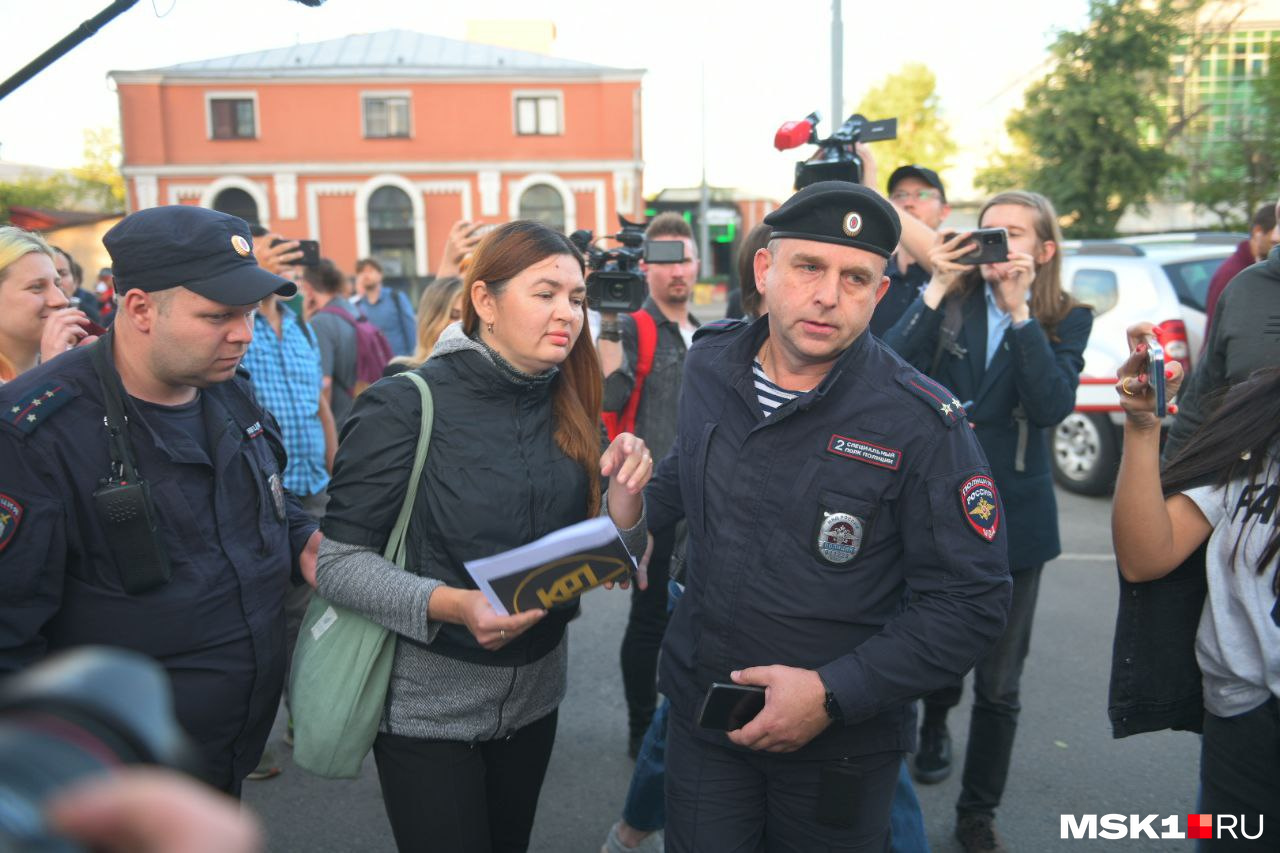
left=621, top=580, right=683, bottom=832
left=889, top=759, right=930, bottom=852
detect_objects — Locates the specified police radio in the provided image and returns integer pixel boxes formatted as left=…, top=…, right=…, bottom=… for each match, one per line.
left=89, top=337, right=173, bottom=594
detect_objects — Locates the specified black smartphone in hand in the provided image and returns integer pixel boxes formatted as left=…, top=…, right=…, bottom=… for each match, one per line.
left=697, top=682, right=766, bottom=731
left=955, top=228, right=1009, bottom=265
left=1145, top=335, right=1166, bottom=417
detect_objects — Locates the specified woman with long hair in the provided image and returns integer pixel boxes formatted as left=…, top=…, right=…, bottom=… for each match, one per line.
left=1112, top=326, right=1278, bottom=850
left=0, top=226, right=94, bottom=383
left=384, top=275, right=465, bottom=375
left=315, top=221, right=652, bottom=853
left=883, top=190, right=1092, bottom=850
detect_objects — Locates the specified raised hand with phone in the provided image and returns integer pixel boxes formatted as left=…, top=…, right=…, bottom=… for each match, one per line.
left=1114, top=321, right=1185, bottom=427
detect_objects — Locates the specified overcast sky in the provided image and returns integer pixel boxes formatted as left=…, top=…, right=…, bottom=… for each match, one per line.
left=0, top=0, right=1091, bottom=202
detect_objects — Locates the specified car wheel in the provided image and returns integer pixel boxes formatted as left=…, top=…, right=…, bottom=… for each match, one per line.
left=1052, top=412, right=1119, bottom=496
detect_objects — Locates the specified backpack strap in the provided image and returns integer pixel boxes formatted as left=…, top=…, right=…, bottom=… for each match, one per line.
left=384, top=372, right=434, bottom=568
left=616, top=309, right=658, bottom=436
left=318, top=303, right=357, bottom=327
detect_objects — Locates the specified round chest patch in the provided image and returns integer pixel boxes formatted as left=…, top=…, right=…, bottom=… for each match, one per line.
left=817, top=512, right=863, bottom=564
left=842, top=211, right=863, bottom=237
left=231, top=235, right=252, bottom=257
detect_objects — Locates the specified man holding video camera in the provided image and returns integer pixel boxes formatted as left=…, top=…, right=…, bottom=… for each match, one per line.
left=597, top=212, right=701, bottom=759
left=646, top=181, right=1010, bottom=851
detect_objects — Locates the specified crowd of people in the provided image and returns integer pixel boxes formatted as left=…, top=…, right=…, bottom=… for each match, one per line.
left=0, top=142, right=1275, bottom=853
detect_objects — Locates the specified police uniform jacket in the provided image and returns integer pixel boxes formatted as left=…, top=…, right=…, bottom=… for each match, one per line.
left=0, top=342, right=316, bottom=790
left=883, top=288, right=1091, bottom=569
left=648, top=318, right=1012, bottom=759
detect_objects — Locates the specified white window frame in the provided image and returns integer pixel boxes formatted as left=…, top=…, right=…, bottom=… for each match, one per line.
left=362, top=91, right=413, bottom=139
left=205, top=91, right=259, bottom=140
left=513, top=90, right=564, bottom=136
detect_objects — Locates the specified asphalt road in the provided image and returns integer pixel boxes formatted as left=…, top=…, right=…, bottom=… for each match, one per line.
left=242, top=484, right=1204, bottom=852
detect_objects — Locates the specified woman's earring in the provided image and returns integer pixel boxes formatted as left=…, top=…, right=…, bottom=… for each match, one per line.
left=486, top=322, right=494, bottom=335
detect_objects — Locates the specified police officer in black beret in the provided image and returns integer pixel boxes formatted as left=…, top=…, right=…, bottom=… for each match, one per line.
left=645, top=181, right=1012, bottom=850
left=0, top=206, right=321, bottom=795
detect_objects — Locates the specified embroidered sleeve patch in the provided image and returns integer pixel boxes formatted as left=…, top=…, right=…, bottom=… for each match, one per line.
left=960, top=475, right=999, bottom=542
left=827, top=435, right=902, bottom=470
left=0, top=493, right=24, bottom=554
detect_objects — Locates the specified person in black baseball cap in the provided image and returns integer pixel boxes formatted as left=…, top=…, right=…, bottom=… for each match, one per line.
left=99, top=205, right=296, bottom=393
left=104, top=205, right=296, bottom=304
left=0, top=203, right=323, bottom=798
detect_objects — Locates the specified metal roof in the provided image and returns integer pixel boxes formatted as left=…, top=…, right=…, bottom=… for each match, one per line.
left=114, top=29, right=636, bottom=80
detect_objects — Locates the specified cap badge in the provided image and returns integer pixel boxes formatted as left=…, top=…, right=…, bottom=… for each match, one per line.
left=817, top=511, right=863, bottom=565
left=231, top=235, right=252, bottom=257
left=842, top=212, right=863, bottom=237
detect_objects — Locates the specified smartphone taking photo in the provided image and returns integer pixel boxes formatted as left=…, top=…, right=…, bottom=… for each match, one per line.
left=954, top=228, right=1009, bottom=266
left=1145, top=335, right=1166, bottom=417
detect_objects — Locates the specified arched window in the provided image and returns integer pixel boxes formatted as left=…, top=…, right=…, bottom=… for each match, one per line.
left=367, top=185, right=416, bottom=277
left=212, top=188, right=259, bottom=227
left=518, top=184, right=566, bottom=233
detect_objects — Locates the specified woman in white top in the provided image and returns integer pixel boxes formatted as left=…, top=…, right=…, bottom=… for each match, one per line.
left=1112, top=321, right=1277, bottom=851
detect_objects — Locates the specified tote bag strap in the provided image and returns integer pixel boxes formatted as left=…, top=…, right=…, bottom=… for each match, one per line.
left=383, top=372, right=434, bottom=568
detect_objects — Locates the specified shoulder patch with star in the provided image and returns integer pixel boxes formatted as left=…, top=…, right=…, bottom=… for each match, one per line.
left=896, top=371, right=966, bottom=428
left=6, top=382, right=77, bottom=435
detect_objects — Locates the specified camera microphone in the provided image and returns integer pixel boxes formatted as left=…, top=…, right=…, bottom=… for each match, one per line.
left=774, top=114, right=818, bottom=151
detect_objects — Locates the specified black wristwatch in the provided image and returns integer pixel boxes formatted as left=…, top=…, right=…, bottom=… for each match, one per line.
left=822, top=685, right=843, bottom=723
left=598, top=317, right=621, bottom=342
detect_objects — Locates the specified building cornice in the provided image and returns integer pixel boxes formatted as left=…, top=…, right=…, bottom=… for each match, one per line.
left=123, top=159, right=645, bottom=177
left=109, top=70, right=644, bottom=86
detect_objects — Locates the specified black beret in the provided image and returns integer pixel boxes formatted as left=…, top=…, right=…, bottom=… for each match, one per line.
left=763, top=181, right=901, bottom=258
left=104, top=206, right=295, bottom=304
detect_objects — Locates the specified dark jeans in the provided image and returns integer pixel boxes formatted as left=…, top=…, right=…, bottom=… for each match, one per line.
left=621, top=525, right=675, bottom=739
left=922, top=564, right=1043, bottom=818
left=1197, top=698, right=1278, bottom=852
left=372, top=710, right=559, bottom=853
left=665, top=708, right=901, bottom=852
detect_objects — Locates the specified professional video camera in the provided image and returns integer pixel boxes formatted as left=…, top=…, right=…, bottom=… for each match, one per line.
left=774, top=111, right=899, bottom=189
left=0, top=647, right=193, bottom=851
left=569, top=217, right=685, bottom=314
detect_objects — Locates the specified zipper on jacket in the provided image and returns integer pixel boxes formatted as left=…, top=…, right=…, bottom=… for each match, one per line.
left=492, top=665, right=518, bottom=739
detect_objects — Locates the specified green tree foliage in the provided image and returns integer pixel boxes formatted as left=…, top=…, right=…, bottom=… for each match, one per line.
left=0, top=126, right=125, bottom=222
left=976, top=1, right=1196, bottom=237
left=855, top=63, right=957, bottom=180
left=1186, top=43, right=1280, bottom=227
left=72, top=126, right=126, bottom=211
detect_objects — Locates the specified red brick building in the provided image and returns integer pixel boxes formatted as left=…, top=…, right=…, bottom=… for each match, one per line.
left=111, top=30, right=645, bottom=277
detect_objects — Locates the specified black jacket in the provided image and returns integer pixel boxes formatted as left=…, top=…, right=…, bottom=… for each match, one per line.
left=883, top=288, right=1092, bottom=568
left=321, top=344, right=589, bottom=666
left=0, top=342, right=315, bottom=791
left=649, top=319, right=1011, bottom=759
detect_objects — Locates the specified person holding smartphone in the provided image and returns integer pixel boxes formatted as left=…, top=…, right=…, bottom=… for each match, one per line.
left=883, top=190, right=1091, bottom=852
left=1111, top=334, right=1278, bottom=851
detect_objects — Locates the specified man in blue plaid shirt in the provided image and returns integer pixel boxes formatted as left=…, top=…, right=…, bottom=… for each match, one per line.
left=241, top=242, right=337, bottom=780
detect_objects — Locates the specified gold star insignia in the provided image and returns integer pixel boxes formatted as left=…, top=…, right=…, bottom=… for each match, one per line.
left=26, top=415, right=37, bottom=423
left=951, top=398, right=963, bottom=409
left=44, top=390, right=55, bottom=399
left=940, top=403, right=953, bottom=415
left=8, top=406, right=18, bottom=414
left=30, top=399, right=42, bottom=407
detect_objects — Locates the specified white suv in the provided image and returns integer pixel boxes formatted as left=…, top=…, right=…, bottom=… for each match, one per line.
left=1051, top=234, right=1241, bottom=495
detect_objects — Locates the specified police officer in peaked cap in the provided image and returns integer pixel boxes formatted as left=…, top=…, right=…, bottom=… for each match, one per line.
left=643, top=181, right=1013, bottom=850
left=0, top=205, right=322, bottom=795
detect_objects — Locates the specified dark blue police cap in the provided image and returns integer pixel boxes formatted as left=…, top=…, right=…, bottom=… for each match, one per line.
left=103, top=206, right=296, bottom=303
left=763, top=181, right=901, bottom=259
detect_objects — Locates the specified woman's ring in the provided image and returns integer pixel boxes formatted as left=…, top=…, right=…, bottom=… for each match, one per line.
left=1120, top=377, right=1136, bottom=396
left=500, top=629, right=507, bottom=641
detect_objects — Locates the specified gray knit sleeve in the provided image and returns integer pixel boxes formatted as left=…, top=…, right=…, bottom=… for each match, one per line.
left=603, top=495, right=648, bottom=560
left=315, top=538, right=445, bottom=645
